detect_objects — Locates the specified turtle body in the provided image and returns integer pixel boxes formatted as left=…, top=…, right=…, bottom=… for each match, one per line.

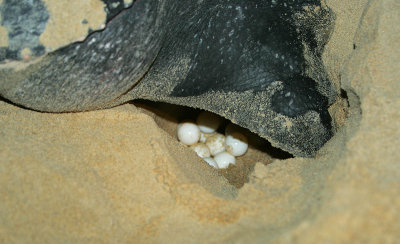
left=0, top=0, right=336, bottom=157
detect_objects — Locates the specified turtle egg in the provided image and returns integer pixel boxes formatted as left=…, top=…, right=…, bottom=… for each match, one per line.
left=199, top=132, right=213, bottom=143
left=214, top=152, right=236, bottom=169
left=177, top=121, right=200, bottom=145
left=190, top=143, right=211, bottom=158
left=196, top=111, right=222, bottom=133
left=225, top=122, right=243, bottom=136
left=203, top=157, right=218, bottom=168
left=225, top=132, right=248, bottom=156
left=205, top=133, right=226, bottom=156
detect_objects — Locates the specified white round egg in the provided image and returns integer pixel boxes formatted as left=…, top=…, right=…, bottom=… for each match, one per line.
left=203, top=157, right=218, bottom=168
left=225, top=132, right=248, bottom=156
left=177, top=121, right=200, bottom=145
left=205, top=133, right=226, bottom=156
left=214, top=152, right=236, bottom=169
left=196, top=111, right=222, bottom=133
left=190, top=143, right=211, bottom=158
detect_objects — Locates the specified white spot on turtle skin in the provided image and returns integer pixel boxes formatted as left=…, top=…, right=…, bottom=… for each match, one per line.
left=111, top=2, right=120, bottom=8
left=235, top=6, right=244, bottom=19
left=285, top=92, right=291, bottom=97
left=113, top=66, right=122, bottom=74
left=88, top=37, right=96, bottom=46
left=134, top=50, right=140, bottom=58
left=104, top=42, right=111, bottom=50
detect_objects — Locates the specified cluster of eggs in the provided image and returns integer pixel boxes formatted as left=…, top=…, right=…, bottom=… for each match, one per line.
left=176, top=111, right=249, bottom=169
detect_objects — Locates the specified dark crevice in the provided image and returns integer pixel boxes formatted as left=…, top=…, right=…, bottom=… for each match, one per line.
left=340, top=88, right=350, bottom=108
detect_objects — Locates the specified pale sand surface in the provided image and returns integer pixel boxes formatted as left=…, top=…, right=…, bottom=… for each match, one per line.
left=1, top=0, right=399, bottom=243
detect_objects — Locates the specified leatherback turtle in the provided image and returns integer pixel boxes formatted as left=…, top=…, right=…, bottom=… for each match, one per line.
left=0, top=0, right=336, bottom=157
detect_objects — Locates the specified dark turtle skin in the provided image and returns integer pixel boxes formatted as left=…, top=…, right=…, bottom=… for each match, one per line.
left=0, top=0, right=337, bottom=157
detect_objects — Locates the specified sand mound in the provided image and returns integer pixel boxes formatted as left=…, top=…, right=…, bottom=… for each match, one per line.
left=0, top=0, right=399, bottom=242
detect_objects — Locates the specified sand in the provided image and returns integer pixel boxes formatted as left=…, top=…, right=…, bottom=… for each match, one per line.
left=0, top=0, right=399, bottom=243
left=39, top=0, right=107, bottom=51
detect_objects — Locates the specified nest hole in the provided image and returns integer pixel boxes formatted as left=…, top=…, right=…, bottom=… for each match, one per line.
left=132, top=99, right=293, bottom=188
